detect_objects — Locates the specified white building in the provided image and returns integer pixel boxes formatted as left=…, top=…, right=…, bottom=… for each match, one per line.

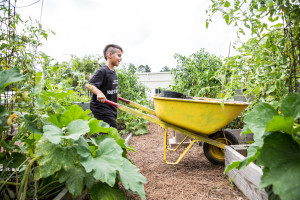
left=136, top=72, right=174, bottom=99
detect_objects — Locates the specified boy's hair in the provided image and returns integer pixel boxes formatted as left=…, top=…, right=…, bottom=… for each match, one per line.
left=103, top=44, right=123, bottom=60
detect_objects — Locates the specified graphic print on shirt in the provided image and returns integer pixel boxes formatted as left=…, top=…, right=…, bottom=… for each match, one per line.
left=107, top=80, right=118, bottom=95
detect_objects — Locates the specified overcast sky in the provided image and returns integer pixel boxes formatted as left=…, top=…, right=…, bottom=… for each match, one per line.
left=17, top=0, right=241, bottom=72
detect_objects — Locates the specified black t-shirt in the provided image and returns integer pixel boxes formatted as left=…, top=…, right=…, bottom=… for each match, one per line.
left=88, top=65, right=118, bottom=117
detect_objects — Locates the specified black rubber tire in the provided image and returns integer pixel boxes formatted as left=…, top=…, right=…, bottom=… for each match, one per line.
left=203, top=130, right=239, bottom=165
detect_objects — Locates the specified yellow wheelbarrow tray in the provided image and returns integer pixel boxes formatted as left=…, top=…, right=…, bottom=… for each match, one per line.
left=106, top=97, right=249, bottom=165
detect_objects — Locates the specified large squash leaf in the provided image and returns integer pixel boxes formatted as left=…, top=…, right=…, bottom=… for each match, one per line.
left=108, top=127, right=134, bottom=151
left=35, top=137, right=77, bottom=178
left=265, top=115, right=294, bottom=134
left=58, top=166, right=86, bottom=198
left=47, top=114, right=63, bottom=128
left=243, top=103, right=278, bottom=145
left=257, top=132, right=300, bottom=200
left=77, top=136, right=123, bottom=187
left=61, top=105, right=91, bottom=126
left=118, top=158, right=147, bottom=200
left=43, top=124, right=63, bottom=144
left=0, top=68, right=25, bottom=93
left=88, top=118, right=111, bottom=135
left=280, top=93, right=300, bottom=120
left=226, top=103, right=278, bottom=172
left=88, top=182, right=126, bottom=200
left=63, top=119, right=90, bottom=141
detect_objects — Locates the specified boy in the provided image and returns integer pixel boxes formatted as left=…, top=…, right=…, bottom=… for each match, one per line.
left=85, top=44, right=123, bottom=129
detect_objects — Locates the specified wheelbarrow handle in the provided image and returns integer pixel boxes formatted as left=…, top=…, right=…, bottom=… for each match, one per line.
left=105, top=99, right=119, bottom=108
left=118, top=97, right=130, bottom=104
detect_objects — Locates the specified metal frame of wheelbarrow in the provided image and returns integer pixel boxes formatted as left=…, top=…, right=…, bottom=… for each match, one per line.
left=106, top=97, right=226, bottom=165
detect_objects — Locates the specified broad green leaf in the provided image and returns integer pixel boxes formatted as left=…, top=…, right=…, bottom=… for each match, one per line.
left=244, top=103, right=278, bottom=145
left=88, top=182, right=126, bottom=200
left=77, top=136, right=92, bottom=158
left=135, top=126, right=148, bottom=135
left=0, top=152, right=27, bottom=169
left=85, top=172, right=96, bottom=189
left=0, top=68, right=25, bottom=93
left=0, top=105, right=8, bottom=118
left=35, top=137, right=77, bottom=178
left=64, top=119, right=90, bottom=141
left=61, top=105, right=91, bottom=126
left=77, top=136, right=123, bottom=187
left=58, top=166, right=86, bottom=198
left=43, top=124, right=63, bottom=144
left=265, top=115, right=294, bottom=134
left=109, top=128, right=134, bottom=151
left=89, top=118, right=111, bottom=135
left=280, top=93, right=300, bottom=120
left=99, top=120, right=110, bottom=129
left=47, top=114, right=63, bottom=128
left=118, top=158, right=147, bottom=200
left=257, top=132, right=300, bottom=200
left=240, top=123, right=252, bottom=135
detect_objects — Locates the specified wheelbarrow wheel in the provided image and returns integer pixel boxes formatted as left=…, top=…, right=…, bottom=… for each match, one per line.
left=203, top=131, right=239, bottom=165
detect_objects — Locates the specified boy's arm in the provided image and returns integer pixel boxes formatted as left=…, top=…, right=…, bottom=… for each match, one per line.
left=85, top=84, right=107, bottom=103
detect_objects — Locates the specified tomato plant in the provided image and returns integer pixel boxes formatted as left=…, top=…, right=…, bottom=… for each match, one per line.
left=170, top=49, right=223, bottom=98
left=117, top=64, right=151, bottom=135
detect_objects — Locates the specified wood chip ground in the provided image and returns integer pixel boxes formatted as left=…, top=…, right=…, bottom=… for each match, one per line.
left=123, top=122, right=247, bottom=200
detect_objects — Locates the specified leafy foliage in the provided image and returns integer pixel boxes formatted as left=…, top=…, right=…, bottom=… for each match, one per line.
left=170, top=49, right=223, bottom=97
left=206, top=0, right=299, bottom=102
left=137, top=64, right=151, bottom=72
left=35, top=105, right=147, bottom=199
left=225, top=93, right=300, bottom=200
left=0, top=2, right=147, bottom=199
left=160, top=66, right=171, bottom=72
left=117, top=64, right=151, bottom=135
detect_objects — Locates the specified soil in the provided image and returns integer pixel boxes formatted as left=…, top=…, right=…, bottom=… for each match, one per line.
left=123, top=122, right=247, bottom=200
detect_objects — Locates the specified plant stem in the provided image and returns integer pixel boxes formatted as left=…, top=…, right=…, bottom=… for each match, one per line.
left=0, top=158, right=28, bottom=192
left=0, top=181, right=21, bottom=186
left=18, top=157, right=39, bottom=200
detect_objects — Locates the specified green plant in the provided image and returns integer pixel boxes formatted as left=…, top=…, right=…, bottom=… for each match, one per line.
left=170, top=49, right=224, bottom=98
left=31, top=105, right=147, bottom=199
left=225, top=93, right=300, bottom=200
left=117, top=64, right=151, bottom=135
left=1, top=2, right=147, bottom=199
left=206, top=0, right=299, bottom=102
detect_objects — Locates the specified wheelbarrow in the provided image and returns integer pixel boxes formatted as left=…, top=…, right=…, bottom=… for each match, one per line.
left=105, top=96, right=249, bottom=165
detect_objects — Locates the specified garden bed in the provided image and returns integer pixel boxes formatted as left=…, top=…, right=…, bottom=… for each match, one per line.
left=225, top=145, right=268, bottom=200
left=123, top=122, right=247, bottom=200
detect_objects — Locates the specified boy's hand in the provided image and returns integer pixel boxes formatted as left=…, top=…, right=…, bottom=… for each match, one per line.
left=97, top=93, right=107, bottom=103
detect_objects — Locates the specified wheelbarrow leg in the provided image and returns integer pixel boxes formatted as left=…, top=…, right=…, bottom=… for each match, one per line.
left=163, top=128, right=199, bottom=165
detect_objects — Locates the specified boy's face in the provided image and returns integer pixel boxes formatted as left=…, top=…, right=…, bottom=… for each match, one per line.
left=108, top=49, right=123, bottom=67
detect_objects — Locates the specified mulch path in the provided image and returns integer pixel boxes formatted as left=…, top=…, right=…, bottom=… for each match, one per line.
left=123, top=122, right=247, bottom=200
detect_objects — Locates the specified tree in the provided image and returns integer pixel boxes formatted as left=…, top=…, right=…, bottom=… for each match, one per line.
left=137, top=65, right=151, bottom=73
left=160, top=66, right=170, bottom=72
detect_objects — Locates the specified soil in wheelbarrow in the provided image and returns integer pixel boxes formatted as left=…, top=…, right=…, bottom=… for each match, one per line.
left=122, top=122, right=246, bottom=200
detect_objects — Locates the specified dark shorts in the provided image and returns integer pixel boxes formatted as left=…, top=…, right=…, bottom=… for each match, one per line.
left=92, top=112, right=117, bottom=129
